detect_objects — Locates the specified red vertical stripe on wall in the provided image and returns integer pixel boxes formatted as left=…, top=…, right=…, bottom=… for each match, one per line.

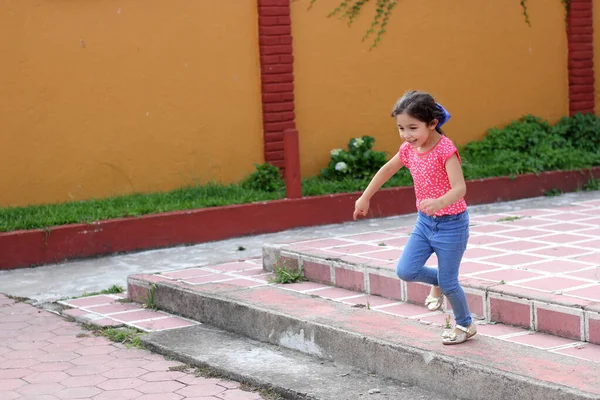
left=567, top=0, right=595, bottom=115
left=257, top=0, right=297, bottom=172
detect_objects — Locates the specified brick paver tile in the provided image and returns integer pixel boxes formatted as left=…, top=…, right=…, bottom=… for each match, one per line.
left=0, top=313, right=32, bottom=323
left=1, top=322, right=30, bottom=330
left=503, top=332, right=579, bottom=349
left=217, top=389, right=264, bottom=400
left=141, top=360, right=186, bottom=372
left=70, top=354, right=115, bottom=366
left=470, top=268, right=544, bottom=283
left=0, top=368, right=32, bottom=379
left=43, top=342, right=83, bottom=354
left=554, top=344, right=600, bottom=363
left=63, top=295, right=117, bottom=308
left=75, top=345, right=117, bottom=356
left=137, top=394, right=183, bottom=400
left=0, top=378, right=27, bottom=391
left=109, top=348, right=153, bottom=359
left=64, top=364, right=111, bottom=377
left=175, top=376, right=222, bottom=385
left=111, top=310, right=170, bottom=323
left=517, top=277, right=591, bottom=292
left=133, top=317, right=196, bottom=331
left=56, top=386, right=103, bottom=399
left=564, top=284, right=600, bottom=301
left=23, top=371, right=69, bottom=384
left=136, top=380, right=186, bottom=394
left=93, top=389, right=143, bottom=399
left=86, top=303, right=145, bottom=315
left=60, top=374, right=107, bottom=388
left=161, top=268, right=215, bottom=279
left=0, top=391, right=21, bottom=400
left=177, top=383, right=227, bottom=397
left=0, top=358, right=39, bottom=369
left=31, top=361, right=75, bottom=372
left=4, top=348, right=48, bottom=360
left=105, top=358, right=149, bottom=369
left=139, top=370, right=187, bottom=382
left=217, top=380, right=241, bottom=389
left=102, top=367, right=148, bottom=379
left=47, top=335, right=85, bottom=345
left=16, top=382, right=65, bottom=395
left=474, top=323, right=528, bottom=337
left=97, top=377, right=145, bottom=390
left=37, top=351, right=80, bottom=363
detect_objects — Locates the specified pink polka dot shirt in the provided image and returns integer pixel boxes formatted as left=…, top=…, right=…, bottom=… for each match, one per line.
left=398, top=135, right=467, bottom=216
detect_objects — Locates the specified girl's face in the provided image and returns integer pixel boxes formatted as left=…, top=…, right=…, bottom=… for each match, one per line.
left=396, top=112, right=438, bottom=149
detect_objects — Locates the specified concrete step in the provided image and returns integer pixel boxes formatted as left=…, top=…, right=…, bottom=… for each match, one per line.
left=262, top=204, right=600, bottom=345
left=142, top=322, right=453, bottom=400
left=128, top=266, right=600, bottom=400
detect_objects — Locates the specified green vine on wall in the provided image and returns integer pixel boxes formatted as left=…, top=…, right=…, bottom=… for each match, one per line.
left=520, top=0, right=531, bottom=26
left=522, top=0, right=570, bottom=25
left=309, top=0, right=571, bottom=49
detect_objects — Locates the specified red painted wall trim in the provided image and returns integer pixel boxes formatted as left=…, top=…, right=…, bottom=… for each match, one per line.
left=258, top=0, right=296, bottom=170
left=567, top=0, right=595, bottom=115
left=1, top=167, right=599, bottom=270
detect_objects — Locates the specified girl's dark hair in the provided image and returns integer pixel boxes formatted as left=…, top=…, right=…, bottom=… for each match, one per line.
left=391, top=90, right=446, bottom=134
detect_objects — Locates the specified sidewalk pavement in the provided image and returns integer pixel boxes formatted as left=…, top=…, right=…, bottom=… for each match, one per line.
left=0, top=294, right=268, bottom=400
left=0, top=191, right=598, bottom=304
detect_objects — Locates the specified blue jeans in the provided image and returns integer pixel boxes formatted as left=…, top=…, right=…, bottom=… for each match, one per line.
left=396, top=210, right=472, bottom=327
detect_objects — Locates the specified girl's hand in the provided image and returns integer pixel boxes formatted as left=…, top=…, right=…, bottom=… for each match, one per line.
left=353, top=197, right=370, bottom=220
left=419, top=198, right=443, bottom=216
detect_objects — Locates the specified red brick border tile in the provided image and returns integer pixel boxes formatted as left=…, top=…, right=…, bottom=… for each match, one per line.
left=279, top=255, right=300, bottom=271
left=334, top=267, right=364, bottom=292
left=536, top=307, right=582, bottom=340
left=587, top=313, right=600, bottom=344
left=405, top=282, right=430, bottom=306
left=303, top=261, right=332, bottom=285
left=490, top=297, right=531, bottom=329
left=465, top=292, right=485, bottom=319
left=369, top=274, right=402, bottom=301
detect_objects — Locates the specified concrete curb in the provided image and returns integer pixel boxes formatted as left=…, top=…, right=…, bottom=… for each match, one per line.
left=3, top=167, right=600, bottom=270
left=141, top=324, right=444, bottom=400
left=262, top=244, right=600, bottom=344
left=127, top=275, right=600, bottom=400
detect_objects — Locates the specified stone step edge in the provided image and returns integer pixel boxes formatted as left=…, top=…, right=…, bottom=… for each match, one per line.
left=141, top=324, right=442, bottom=400
left=262, top=244, right=600, bottom=344
left=126, top=274, right=598, bottom=400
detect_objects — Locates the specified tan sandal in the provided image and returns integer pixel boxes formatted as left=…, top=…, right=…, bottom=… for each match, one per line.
left=425, top=295, right=443, bottom=311
left=442, top=324, right=477, bottom=345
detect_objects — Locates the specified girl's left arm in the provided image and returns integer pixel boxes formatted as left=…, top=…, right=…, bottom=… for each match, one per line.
left=439, top=154, right=467, bottom=208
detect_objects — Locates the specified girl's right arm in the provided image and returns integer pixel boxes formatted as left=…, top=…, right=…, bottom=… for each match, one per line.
left=353, top=155, right=404, bottom=220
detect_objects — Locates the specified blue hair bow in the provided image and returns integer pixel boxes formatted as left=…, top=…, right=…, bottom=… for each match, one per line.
left=436, top=103, right=451, bottom=129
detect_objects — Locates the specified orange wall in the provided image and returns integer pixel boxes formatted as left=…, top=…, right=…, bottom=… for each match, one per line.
left=292, top=0, right=569, bottom=177
left=595, top=0, right=600, bottom=115
left=0, top=0, right=263, bottom=207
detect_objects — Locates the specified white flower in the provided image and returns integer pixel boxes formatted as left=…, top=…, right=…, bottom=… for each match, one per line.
left=353, top=137, right=364, bottom=147
left=335, top=162, right=348, bottom=172
left=330, top=148, right=342, bottom=156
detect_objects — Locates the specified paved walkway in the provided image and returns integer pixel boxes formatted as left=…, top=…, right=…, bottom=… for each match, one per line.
left=0, top=294, right=267, bottom=400
left=1, top=191, right=598, bottom=304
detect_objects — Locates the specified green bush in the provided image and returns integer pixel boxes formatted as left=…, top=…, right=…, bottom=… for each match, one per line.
left=320, top=136, right=387, bottom=181
left=551, top=113, right=600, bottom=152
left=242, top=163, right=284, bottom=192
left=459, top=114, right=600, bottom=179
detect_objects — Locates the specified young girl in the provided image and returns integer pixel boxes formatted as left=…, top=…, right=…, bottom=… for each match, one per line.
left=353, top=90, right=475, bottom=345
